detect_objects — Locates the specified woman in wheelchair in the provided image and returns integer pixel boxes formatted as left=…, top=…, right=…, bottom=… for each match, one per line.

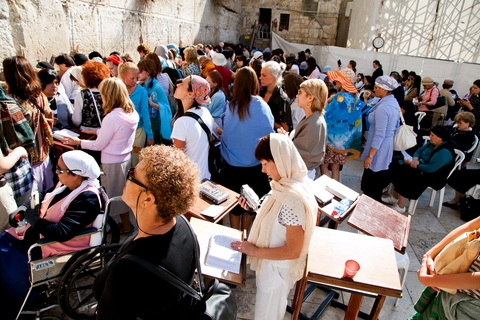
left=93, top=145, right=200, bottom=319
left=0, top=150, right=103, bottom=319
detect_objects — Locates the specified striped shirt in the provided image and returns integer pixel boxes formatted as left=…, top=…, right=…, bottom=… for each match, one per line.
left=459, top=252, right=480, bottom=299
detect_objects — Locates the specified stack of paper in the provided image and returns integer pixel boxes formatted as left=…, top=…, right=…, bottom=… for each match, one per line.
left=205, top=234, right=242, bottom=274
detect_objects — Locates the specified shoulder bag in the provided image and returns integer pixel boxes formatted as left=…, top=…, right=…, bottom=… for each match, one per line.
left=426, top=87, right=446, bottom=110
left=122, top=215, right=237, bottom=320
left=394, top=110, right=417, bottom=151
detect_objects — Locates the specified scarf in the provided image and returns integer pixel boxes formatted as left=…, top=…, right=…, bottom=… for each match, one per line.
left=247, top=133, right=318, bottom=282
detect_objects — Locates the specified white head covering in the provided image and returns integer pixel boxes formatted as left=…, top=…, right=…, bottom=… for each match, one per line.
left=248, top=134, right=317, bottom=282
left=43, top=150, right=101, bottom=211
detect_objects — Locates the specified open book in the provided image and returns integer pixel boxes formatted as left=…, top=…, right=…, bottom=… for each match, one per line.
left=205, top=234, right=242, bottom=274
left=53, top=129, right=80, bottom=141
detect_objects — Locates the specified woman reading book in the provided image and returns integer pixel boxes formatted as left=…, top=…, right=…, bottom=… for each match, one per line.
left=231, top=133, right=317, bottom=320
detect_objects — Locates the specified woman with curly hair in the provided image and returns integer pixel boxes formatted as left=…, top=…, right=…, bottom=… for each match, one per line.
left=180, top=47, right=200, bottom=77
left=72, top=60, right=110, bottom=131
left=65, top=77, right=139, bottom=234
left=93, top=145, right=200, bottom=319
left=2, top=56, right=54, bottom=193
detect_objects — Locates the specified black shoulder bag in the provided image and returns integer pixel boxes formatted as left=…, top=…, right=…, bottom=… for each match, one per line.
left=122, top=215, right=236, bottom=320
left=183, top=112, right=222, bottom=182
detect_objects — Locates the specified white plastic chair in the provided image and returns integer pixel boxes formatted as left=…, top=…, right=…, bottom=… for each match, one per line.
left=415, top=112, right=426, bottom=130
left=407, top=149, right=465, bottom=216
left=395, top=251, right=410, bottom=307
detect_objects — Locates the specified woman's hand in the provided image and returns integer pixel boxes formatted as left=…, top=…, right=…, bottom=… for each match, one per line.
left=148, top=97, right=159, bottom=110
left=276, top=127, right=289, bottom=135
left=146, top=139, right=154, bottom=146
left=236, top=196, right=249, bottom=211
left=11, top=147, right=28, bottom=160
left=459, top=99, right=473, bottom=110
left=230, top=240, right=257, bottom=256
left=63, top=137, right=81, bottom=146
left=364, top=156, right=372, bottom=169
left=417, top=254, right=439, bottom=291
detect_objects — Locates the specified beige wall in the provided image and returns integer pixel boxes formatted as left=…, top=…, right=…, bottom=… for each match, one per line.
left=0, top=0, right=242, bottom=64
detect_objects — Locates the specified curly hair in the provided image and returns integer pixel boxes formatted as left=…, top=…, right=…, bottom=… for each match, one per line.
left=139, top=145, right=199, bottom=221
left=81, top=61, right=110, bottom=89
left=98, top=77, right=134, bottom=115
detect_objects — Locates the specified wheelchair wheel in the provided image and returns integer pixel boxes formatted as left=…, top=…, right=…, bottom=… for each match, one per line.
left=58, top=243, right=121, bottom=320
left=104, top=216, right=120, bottom=245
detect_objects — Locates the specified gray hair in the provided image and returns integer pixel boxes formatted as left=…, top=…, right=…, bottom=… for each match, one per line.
left=262, top=60, right=283, bottom=87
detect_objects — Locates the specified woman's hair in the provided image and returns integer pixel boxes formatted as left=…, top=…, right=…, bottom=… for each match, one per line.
left=306, top=57, right=318, bottom=77
left=235, top=55, right=247, bottom=68
left=137, top=43, right=151, bottom=54
left=3, top=56, right=42, bottom=103
left=37, top=68, right=59, bottom=90
left=300, top=79, right=328, bottom=113
left=251, top=59, right=263, bottom=80
left=297, top=51, right=306, bottom=63
left=207, top=70, right=224, bottom=97
left=409, top=71, right=417, bottom=78
left=413, top=75, right=422, bottom=93
left=183, top=47, right=199, bottom=67
left=261, top=61, right=283, bottom=86
left=349, top=60, right=357, bottom=73
left=454, top=112, right=475, bottom=127
left=54, top=54, right=75, bottom=67
left=144, top=52, right=162, bottom=74
left=139, top=145, right=199, bottom=221
left=364, top=75, right=373, bottom=85
left=357, top=73, right=364, bottom=82
left=169, top=48, right=177, bottom=60
left=137, top=59, right=157, bottom=78
left=473, top=79, right=480, bottom=88
left=98, top=77, right=134, bottom=115
left=373, top=60, right=382, bottom=68
left=119, top=61, right=139, bottom=76
left=254, top=134, right=274, bottom=162
left=230, top=67, right=258, bottom=121
left=283, top=73, right=304, bottom=100
left=81, top=61, right=110, bottom=89
left=198, top=55, right=210, bottom=67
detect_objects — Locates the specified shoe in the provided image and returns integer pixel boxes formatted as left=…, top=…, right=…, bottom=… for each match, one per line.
left=442, top=201, right=460, bottom=210
left=382, top=194, right=398, bottom=205
left=392, top=204, right=406, bottom=214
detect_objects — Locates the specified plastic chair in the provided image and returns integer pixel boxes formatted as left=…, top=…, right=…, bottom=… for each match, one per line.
left=407, top=149, right=465, bottom=216
left=415, top=112, right=426, bottom=130
left=394, top=251, right=410, bottom=307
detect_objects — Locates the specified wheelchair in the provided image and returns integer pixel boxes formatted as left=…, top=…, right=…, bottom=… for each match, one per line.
left=15, top=195, right=123, bottom=320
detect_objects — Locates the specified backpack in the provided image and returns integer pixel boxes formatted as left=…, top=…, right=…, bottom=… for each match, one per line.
left=0, top=99, right=36, bottom=154
left=163, top=67, right=183, bottom=85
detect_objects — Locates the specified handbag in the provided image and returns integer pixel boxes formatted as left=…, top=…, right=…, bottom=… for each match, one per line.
left=394, top=111, right=417, bottom=151
left=434, top=227, right=480, bottom=294
left=0, top=99, right=36, bottom=153
left=426, top=88, right=446, bottom=110
left=460, top=196, right=480, bottom=222
left=121, top=215, right=237, bottom=320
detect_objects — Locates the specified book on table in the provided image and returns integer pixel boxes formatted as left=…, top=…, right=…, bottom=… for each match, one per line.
left=53, top=129, right=80, bottom=141
left=205, top=234, right=242, bottom=274
left=314, top=175, right=359, bottom=202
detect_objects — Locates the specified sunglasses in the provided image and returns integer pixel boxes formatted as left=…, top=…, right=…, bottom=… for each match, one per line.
left=127, top=167, right=149, bottom=190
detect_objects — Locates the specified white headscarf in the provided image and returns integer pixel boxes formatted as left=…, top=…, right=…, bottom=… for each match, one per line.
left=43, top=150, right=101, bottom=211
left=248, top=133, right=318, bottom=282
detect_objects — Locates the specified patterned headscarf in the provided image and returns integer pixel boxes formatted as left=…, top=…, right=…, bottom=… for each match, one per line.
left=375, top=75, right=399, bottom=91
left=190, top=75, right=211, bottom=104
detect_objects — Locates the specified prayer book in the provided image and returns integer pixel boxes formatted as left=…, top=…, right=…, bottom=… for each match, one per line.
left=205, top=234, right=242, bottom=274
left=53, top=129, right=80, bottom=141
left=199, top=180, right=229, bottom=205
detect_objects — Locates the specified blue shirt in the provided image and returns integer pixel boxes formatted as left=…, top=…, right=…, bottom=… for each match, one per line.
left=142, top=78, right=172, bottom=141
left=130, top=85, right=153, bottom=140
left=361, top=94, right=400, bottom=171
left=221, top=96, right=274, bottom=167
left=206, top=90, right=226, bottom=118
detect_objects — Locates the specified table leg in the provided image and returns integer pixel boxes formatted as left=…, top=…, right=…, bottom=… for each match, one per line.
left=344, top=293, right=363, bottom=320
left=368, top=295, right=385, bottom=320
left=291, top=277, right=307, bottom=320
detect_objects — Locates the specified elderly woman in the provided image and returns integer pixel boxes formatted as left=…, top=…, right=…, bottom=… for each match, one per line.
left=383, top=126, right=455, bottom=213
left=409, top=215, right=480, bottom=319
left=72, top=61, right=110, bottom=131
left=260, top=61, right=292, bottom=132
left=37, top=68, right=74, bottom=129
left=171, top=75, right=216, bottom=181
left=360, top=76, right=400, bottom=202
left=0, top=150, right=103, bottom=319
left=231, top=133, right=317, bottom=320
left=93, top=145, right=199, bottom=319
left=321, top=68, right=365, bottom=181
left=220, top=67, right=274, bottom=231
left=65, top=78, right=139, bottom=234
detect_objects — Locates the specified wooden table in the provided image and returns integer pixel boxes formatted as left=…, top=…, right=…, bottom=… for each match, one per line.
left=189, top=217, right=246, bottom=287
left=186, top=182, right=239, bottom=224
left=53, top=128, right=95, bottom=158
left=348, top=194, right=411, bottom=254
left=291, top=227, right=402, bottom=320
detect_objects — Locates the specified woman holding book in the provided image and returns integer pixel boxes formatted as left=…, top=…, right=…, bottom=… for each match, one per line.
left=231, top=133, right=317, bottom=320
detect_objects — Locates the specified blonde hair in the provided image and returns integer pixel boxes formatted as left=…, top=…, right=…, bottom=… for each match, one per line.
left=183, top=47, right=199, bottom=67
left=454, top=111, right=475, bottom=127
left=119, top=62, right=139, bottom=76
left=300, top=79, right=328, bottom=114
left=98, top=77, right=134, bottom=115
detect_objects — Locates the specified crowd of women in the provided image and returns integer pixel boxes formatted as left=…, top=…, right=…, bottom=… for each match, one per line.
left=0, top=41, right=479, bottom=319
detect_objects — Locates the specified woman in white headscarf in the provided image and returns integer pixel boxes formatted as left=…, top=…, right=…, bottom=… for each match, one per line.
left=0, top=149, right=104, bottom=318
left=231, top=133, right=317, bottom=320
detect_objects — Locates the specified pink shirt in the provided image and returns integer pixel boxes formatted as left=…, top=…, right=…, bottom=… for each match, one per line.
left=418, top=86, right=439, bottom=112
left=81, top=108, right=139, bottom=164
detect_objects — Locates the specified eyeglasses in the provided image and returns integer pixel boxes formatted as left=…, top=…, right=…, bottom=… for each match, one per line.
left=127, top=167, right=149, bottom=190
left=56, top=165, right=79, bottom=174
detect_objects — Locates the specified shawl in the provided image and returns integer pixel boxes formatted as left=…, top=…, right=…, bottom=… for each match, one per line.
left=247, top=133, right=318, bottom=282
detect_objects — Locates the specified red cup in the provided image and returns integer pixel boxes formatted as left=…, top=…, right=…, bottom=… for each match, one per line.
left=344, top=260, right=360, bottom=279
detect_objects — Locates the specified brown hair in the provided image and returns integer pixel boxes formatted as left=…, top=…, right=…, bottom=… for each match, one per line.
left=137, top=43, right=151, bottom=55
left=206, top=70, right=224, bottom=97
left=254, top=134, right=274, bottom=162
left=81, top=61, right=110, bottom=89
left=137, top=59, right=157, bottom=78
left=3, top=56, right=42, bottom=103
left=98, top=77, right=134, bottom=115
left=230, top=67, right=258, bottom=121
left=144, top=52, right=162, bottom=74
left=283, top=73, right=304, bottom=100
left=183, top=47, right=199, bottom=68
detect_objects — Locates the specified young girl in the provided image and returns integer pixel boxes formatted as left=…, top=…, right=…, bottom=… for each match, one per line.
left=205, top=70, right=226, bottom=128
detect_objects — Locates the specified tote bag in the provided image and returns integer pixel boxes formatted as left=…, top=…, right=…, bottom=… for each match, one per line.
left=394, top=111, right=417, bottom=151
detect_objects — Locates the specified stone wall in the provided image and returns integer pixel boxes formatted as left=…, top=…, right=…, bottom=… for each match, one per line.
left=241, top=0, right=341, bottom=46
left=0, top=0, right=242, bottom=64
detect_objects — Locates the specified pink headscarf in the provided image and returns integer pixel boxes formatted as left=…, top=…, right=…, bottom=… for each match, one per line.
left=190, top=75, right=211, bottom=104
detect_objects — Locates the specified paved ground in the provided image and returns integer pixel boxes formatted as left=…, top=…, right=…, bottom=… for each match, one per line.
left=40, top=157, right=476, bottom=319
